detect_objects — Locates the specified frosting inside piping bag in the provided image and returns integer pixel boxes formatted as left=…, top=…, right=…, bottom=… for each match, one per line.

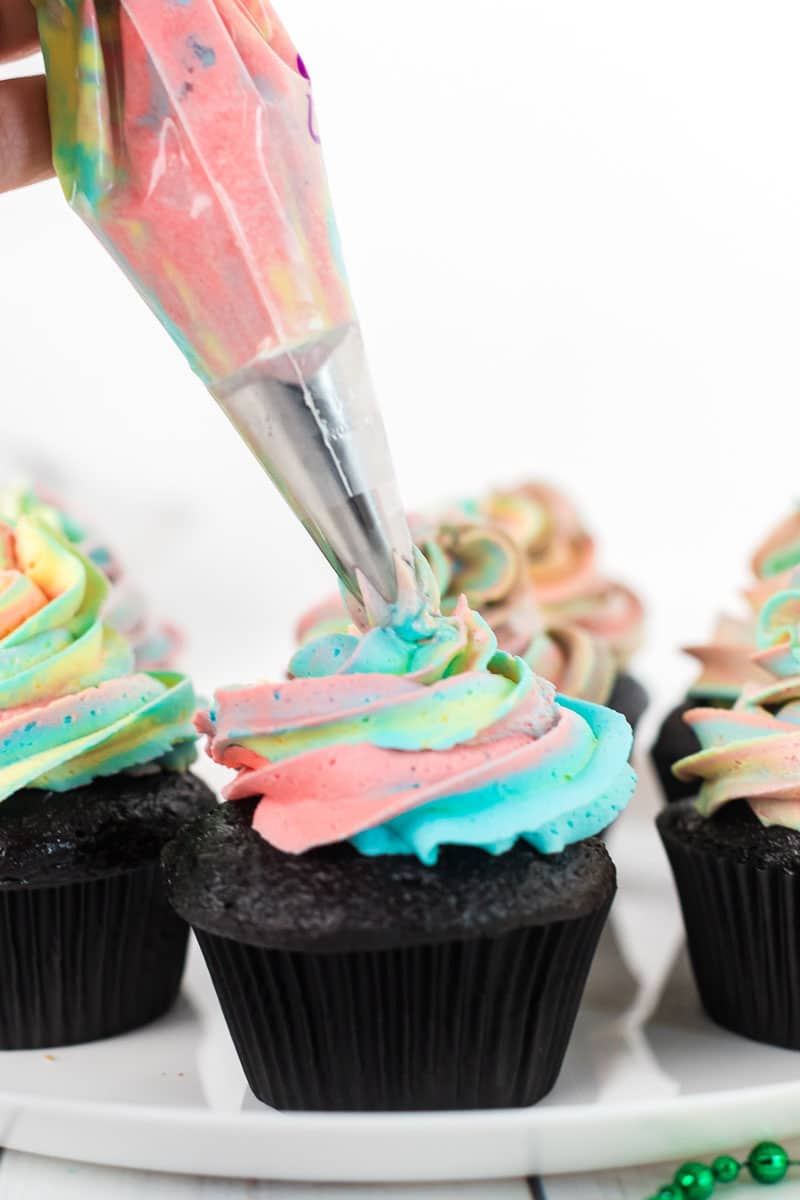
left=34, top=0, right=352, bottom=387
left=35, top=0, right=426, bottom=626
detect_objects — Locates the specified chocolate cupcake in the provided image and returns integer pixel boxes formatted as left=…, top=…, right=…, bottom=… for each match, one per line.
left=658, top=577, right=800, bottom=1047
left=297, top=482, right=648, bottom=735
left=165, top=589, right=636, bottom=1110
left=0, top=513, right=213, bottom=1047
left=653, top=506, right=800, bottom=803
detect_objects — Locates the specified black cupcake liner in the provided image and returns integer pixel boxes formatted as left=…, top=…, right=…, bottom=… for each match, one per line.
left=194, top=899, right=612, bottom=1111
left=0, top=861, right=189, bottom=1049
left=658, top=811, right=800, bottom=1048
left=651, top=700, right=723, bottom=804
left=607, top=672, right=649, bottom=740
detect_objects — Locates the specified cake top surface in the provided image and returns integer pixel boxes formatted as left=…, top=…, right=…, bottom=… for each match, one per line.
left=0, top=770, right=214, bottom=886
left=164, top=798, right=616, bottom=951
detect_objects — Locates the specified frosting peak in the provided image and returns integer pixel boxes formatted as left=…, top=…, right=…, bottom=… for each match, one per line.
left=199, top=600, right=636, bottom=862
left=298, top=504, right=618, bottom=705
left=295, top=594, right=496, bottom=685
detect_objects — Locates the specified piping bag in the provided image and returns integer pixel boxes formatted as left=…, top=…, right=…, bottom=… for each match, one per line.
left=34, top=0, right=431, bottom=629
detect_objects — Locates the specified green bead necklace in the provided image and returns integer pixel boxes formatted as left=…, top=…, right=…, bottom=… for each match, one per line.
left=645, top=1142, right=796, bottom=1198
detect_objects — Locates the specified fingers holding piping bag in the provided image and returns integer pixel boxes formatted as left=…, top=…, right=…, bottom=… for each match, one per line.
left=0, top=0, right=53, bottom=193
left=0, top=0, right=39, bottom=63
left=0, top=74, right=52, bottom=192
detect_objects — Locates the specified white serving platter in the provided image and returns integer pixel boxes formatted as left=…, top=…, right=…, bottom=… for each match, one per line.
left=0, top=762, right=799, bottom=1183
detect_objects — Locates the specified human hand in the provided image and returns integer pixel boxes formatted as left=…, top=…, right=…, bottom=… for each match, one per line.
left=0, top=0, right=52, bottom=193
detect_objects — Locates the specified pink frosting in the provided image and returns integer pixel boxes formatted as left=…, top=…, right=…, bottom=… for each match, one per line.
left=197, top=676, right=571, bottom=853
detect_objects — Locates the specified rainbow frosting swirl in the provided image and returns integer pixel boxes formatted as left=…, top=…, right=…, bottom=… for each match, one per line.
left=198, top=597, right=636, bottom=863
left=0, top=485, right=181, bottom=672
left=0, top=514, right=196, bottom=800
left=752, top=506, right=800, bottom=582
left=675, top=575, right=800, bottom=830
left=685, top=505, right=800, bottom=704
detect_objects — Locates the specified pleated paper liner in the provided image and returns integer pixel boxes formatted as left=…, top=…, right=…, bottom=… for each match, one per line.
left=650, top=701, right=700, bottom=805
left=607, top=671, right=650, bottom=743
left=194, top=898, right=613, bottom=1112
left=658, top=805, right=800, bottom=1049
left=0, top=860, right=189, bottom=1049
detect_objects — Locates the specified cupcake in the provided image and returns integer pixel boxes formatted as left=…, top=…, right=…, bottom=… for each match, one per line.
left=658, top=574, right=800, bottom=1047
left=0, top=512, right=213, bottom=1048
left=652, top=505, right=800, bottom=803
left=297, top=482, right=648, bottom=734
left=165, top=584, right=636, bottom=1110
left=0, top=483, right=182, bottom=670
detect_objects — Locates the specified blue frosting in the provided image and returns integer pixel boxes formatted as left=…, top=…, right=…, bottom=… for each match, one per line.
left=350, top=697, right=635, bottom=864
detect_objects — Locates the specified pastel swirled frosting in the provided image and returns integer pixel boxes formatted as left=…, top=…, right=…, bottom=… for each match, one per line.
left=0, top=486, right=182, bottom=671
left=752, top=506, right=800, bottom=582
left=297, top=513, right=616, bottom=704
left=684, top=613, right=772, bottom=703
left=198, top=597, right=636, bottom=863
left=683, top=506, right=800, bottom=704
left=472, top=483, right=644, bottom=664
left=675, top=575, right=800, bottom=830
left=416, top=516, right=616, bottom=703
left=0, top=514, right=197, bottom=800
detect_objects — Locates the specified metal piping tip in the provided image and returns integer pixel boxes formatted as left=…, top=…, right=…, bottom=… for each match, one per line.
left=212, top=322, right=427, bottom=628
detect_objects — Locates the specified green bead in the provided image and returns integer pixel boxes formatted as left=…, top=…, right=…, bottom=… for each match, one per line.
left=748, top=1141, right=789, bottom=1184
left=673, top=1162, right=715, bottom=1199
left=712, top=1155, right=740, bottom=1183
left=646, top=1189, right=681, bottom=1200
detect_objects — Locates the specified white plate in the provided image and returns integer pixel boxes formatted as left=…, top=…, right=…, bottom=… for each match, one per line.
left=1, top=762, right=799, bottom=1183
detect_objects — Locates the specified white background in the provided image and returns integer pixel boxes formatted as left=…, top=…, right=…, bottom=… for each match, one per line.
left=3, top=0, right=800, bottom=735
